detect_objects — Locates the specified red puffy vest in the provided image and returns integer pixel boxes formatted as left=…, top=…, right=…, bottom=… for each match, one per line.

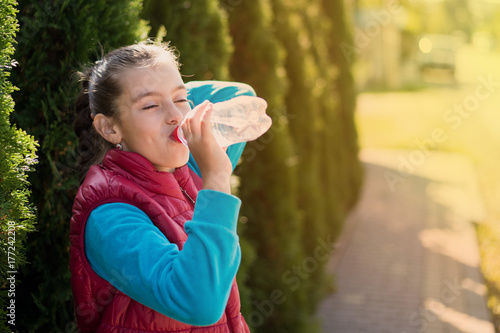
left=69, top=149, right=249, bottom=332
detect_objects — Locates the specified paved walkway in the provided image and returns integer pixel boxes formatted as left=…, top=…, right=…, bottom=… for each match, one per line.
left=317, top=149, right=495, bottom=333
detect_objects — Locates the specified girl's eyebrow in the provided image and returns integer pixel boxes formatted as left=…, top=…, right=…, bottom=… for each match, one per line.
left=131, top=85, right=186, bottom=104
left=173, top=85, right=187, bottom=93
left=131, top=91, right=162, bottom=103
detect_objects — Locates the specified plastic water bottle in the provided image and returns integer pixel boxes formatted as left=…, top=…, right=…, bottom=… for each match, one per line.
left=172, top=96, right=272, bottom=147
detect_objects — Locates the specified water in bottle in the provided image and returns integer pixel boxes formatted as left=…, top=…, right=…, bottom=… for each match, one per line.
left=172, top=96, right=272, bottom=147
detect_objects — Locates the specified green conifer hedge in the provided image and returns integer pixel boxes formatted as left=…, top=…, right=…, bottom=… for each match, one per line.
left=225, top=0, right=362, bottom=331
left=142, top=0, right=232, bottom=81
left=227, top=1, right=313, bottom=332
left=10, top=0, right=143, bottom=331
left=0, top=0, right=38, bottom=331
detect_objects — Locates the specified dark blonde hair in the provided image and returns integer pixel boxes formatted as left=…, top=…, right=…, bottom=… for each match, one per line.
left=74, top=43, right=180, bottom=172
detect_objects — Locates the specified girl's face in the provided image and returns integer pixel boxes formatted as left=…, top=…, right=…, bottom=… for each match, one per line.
left=115, top=55, right=191, bottom=172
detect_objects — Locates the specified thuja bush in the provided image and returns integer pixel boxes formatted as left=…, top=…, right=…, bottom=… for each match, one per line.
left=142, top=0, right=233, bottom=81
left=227, top=1, right=312, bottom=332
left=269, top=0, right=364, bottom=317
left=227, top=0, right=362, bottom=331
left=0, top=0, right=38, bottom=331
left=10, top=0, right=143, bottom=330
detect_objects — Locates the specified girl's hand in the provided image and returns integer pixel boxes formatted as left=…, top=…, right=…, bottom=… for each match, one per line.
left=181, top=101, right=232, bottom=194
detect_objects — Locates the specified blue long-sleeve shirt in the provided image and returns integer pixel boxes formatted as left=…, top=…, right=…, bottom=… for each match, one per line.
left=84, top=81, right=255, bottom=325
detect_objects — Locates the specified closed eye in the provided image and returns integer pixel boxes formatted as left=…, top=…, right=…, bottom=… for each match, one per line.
left=142, top=104, right=159, bottom=110
left=178, top=99, right=195, bottom=108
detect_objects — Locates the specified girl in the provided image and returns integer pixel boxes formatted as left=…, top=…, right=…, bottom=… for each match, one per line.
left=70, top=43, right=253, bottom=332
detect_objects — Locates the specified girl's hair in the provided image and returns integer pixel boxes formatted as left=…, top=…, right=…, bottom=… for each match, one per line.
left=74, top=42, right=180, bottom=172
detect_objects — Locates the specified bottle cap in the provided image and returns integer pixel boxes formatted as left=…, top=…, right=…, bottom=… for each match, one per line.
left=171, top=127, right=188, bottom=145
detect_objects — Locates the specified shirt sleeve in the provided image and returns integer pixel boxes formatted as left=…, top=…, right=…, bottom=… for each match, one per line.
left=84, top=190, right=242, bottom=326
left=185, top=81, right=256, bottom=177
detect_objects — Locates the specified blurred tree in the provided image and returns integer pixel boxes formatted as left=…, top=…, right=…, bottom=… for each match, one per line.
left=226, top=1, right=312, bottom=332
left=400, top=0, right=472, bottom=37
left=444, top=0, right=472, bottom=38
left=269, top=0, right=329, bottom=318
left=142, top=0, right=232, bottom=81
left=320, top=0, right=363, bottom=219
left=0, top=0, right=38, bottom=330
left=10, top=0, right=143, bottom=331
left=268, top=0, right=363, bottom=318
left=471, top=2, right=500, bottom=49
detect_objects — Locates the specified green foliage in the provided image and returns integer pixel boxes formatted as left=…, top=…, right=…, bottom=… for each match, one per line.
left=226, top=0, right=362, bottom=331
left=269, top=0, right=331, bottom=315
left=143, top=0, right=232, bottom=81
left=227, top=1, right=312, bottom=332
left=0, top=0, right=38, bottom=331
left=320, top=0, right=363, bottom=220
left=393, top=0, right=473, bottom=37
left=10, top=0, right=143, bottom=331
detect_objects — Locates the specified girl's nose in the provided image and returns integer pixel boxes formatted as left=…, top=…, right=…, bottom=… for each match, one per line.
left=165, top=104, right=184, bottom=125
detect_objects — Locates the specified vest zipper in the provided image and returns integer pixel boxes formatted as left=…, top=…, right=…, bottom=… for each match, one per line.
left=179, top=186, right=195, bottom=206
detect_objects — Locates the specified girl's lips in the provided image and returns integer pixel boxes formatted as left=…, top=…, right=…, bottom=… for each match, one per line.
left=170, top=127, right=184, bottom=144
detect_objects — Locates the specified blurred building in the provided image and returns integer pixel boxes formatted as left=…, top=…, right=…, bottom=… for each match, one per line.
left=346, top=0, right=471, bottom=90
left=346, top=2, right=408, bottom=90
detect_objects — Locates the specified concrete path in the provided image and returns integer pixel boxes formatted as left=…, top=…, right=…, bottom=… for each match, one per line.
left=317, top=148, right=495, bottom=333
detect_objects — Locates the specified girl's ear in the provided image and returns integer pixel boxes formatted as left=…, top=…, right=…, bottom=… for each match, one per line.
left=93, top=114, right=122, bottom=145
